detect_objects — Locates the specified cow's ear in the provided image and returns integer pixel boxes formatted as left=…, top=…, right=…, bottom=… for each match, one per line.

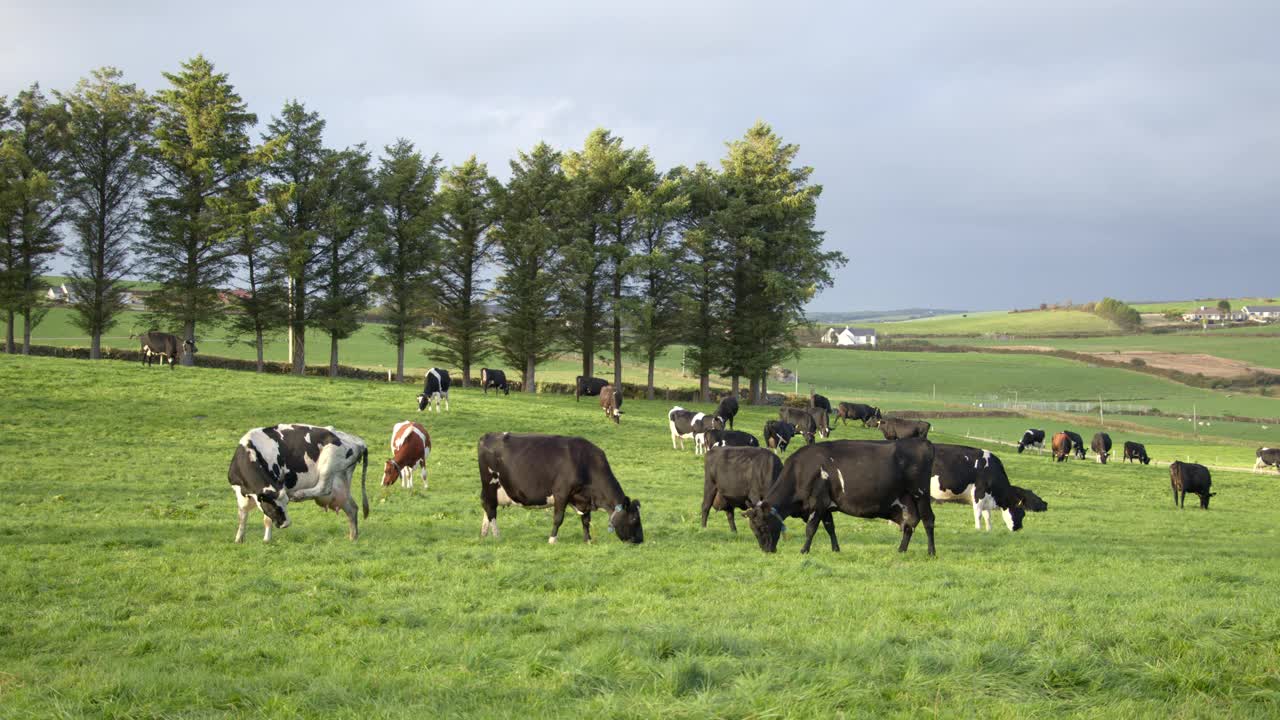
left=632, top=500, right=640, bottom=510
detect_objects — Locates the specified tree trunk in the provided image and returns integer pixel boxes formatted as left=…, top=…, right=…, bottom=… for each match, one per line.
left=749, top=376, right=761, bottom=405
left=329, top=334, right=339, bottom=378
left=182, top=319, right=195, bottom=366
left=22, top=308, right=32, bottom=355
left=525, top=355, right=536, bottom=393
left=254, top=328, right=265, bottom=373
left=731, top=375, right=740, bottom=395
left=646, top=351, right=656, bottom=400
left=90, top=332, right=101, bottom=360
left=760, top=373, right=768, bottom=402
left=462, top=358, right=471, bottom=388
left=699, top=373, right=710, bottom=403
left=582, top=324, right=594, bottom=379
left=290, top=278, right=306, bottom=376
left=396, top=340, right=405, bottom=382
left=5, top=311, right=14, bottom=353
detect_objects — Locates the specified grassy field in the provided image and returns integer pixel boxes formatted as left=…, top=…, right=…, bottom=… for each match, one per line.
left=1129, top=297, right=1278, bottom=314
left=925, top=333, right=1280, bottom=368
left=866, top=309, right=1118, bottom=337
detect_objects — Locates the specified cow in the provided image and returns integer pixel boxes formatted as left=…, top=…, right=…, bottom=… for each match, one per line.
left=1051, top=432, right=1073, bottom=462
left=417, top=368, right=451, bottom=412
left=744, top=438, right=937, bottom=556
left=703, top=429, right=760, bottom=448
left=1169, top=461, right=1215, bottom=509
left=480, top=368, right=510, bottom=395
left=600, top=385, right=623, bottom=424
left=228, top=424, right=369, bottom=543
left=1123, top=441, right=1151, bottom=465
left=1255, top=447, right=1280, bottom=473
left=1016, top=429, right=1046, bottom=454
left=715, top=395, right=740, bottom=430
left=382, top=421, right=431, bottom=489
left=811, top=393, right=833, bottom=421
left=836, top=402, right=881, bottom=427
left=877, top=417, right=931, bottom=440
left=669, top=406, right=725, bottom=454
left=930, top=444, right=1048, bottom=532
left=477, top=432, right=643, bottom=544
left=574, top=376, right=609, bottom=401
left=763, top=420, right=798, bottom=453
left=702, top=446, right=783, bottom=532
left=1091, top=433, right=1113, bottom=464
left=1065, top=430, right=1087, bottom=460
left=134, top=331, right=196, bottom=369
left=779, top=406, right=828, bottom=445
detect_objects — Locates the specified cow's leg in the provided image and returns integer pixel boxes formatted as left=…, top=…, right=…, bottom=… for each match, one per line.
left=444, top=392, right=450, bottom=412
left=262, top=513, right=273, bottom=543
left=343, top=495, right=360, bottom=541
left=548, top=498, right=567, bottom=544
left=700, top=482, right=716, bottom=528
left=972, top=500, right=984, bottom=530
left=1172, top=485, right=1178, bottom=507
left=401, top=466, right=412, bottom=489
left=234, top=487, right=254, bottom=543
left=1179, top=490, right=1186, bottom=509
left=918, top=496, right=937, bottom=556
left=670, top=423, right=680, bottom=450
left=897, top=495, right=920, bottom=553
left=820, top=511, right=840, bottom=551
left=479, top=465, right=499, bottom=538
left=726, top=507, right=738, bottom=533
left=800, top=511, right=823, bottom=554
left=419, top=461, right=428, bottom=489
left=580, top=510, right=592, bottom=543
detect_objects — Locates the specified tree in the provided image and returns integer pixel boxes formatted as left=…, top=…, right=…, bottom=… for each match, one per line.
left=313, top=146, right=374, bottom=377
left=677, top=163, right=728, bottom=401
left=221, top=180, right=286, bottom=372
left=369, top=139, right=439, bottom=381
left=261, top=101, right=328, bottom=375
left=0, top=85, right=68, bottom=354
left=1217, top=299, right=1231, bottom=313
left=492, top=142, right=568, bottom=392
left=623, top=169, right=688, bottom=399
left=58, top=67, right=153, bottom=360
left=432, top=155, right=498, bottom=386
left=141, top=56, right=260, bottom=364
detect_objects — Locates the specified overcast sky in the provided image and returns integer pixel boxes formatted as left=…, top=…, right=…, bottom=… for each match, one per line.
left=3, top=1, right=1277, bottom=311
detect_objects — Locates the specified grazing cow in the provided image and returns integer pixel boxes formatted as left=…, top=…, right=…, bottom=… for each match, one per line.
left=1169, top=461, right=1215, bottom=509
left=703, top=429, right=760, bottom=448
left=574, top=376, right=609, bottom=401
left=669, top=406, right=725, bottom=453
left=930, top=444, right=1048, bottom=532
left=877, top=417, right=931, bottom=440
left=811, top=393, right=833, bottom=421
left=702, top=446, right=783, bottom=532
left=715, top=395, right=740, bottom=430
left=228, top=424, right=369, bottom=542
left=1064, top=430, right=1087, bottom=459
left=763, top=420, right=798, bottom=453
left=480, top=368, right=510, bottom=395
left=134, top=331, right=196, bottom=368
left=780, top=406, right=829, bottom=445
left=477, top=433, right=643, bottom=543
left=744, top=439, right=937, bottom=555
left=1051, top=431, right=1073, bottom=462
left=1123, top=441, right=1151, bottom=465
left=600, top=385, right=623, bottom=424
left=417, top=368, right=451, bottom=412
left=1091, top=433, right=1113, bottom=464
left=836, top=402, right=881, bottom=427
left=383, top=421, right=431, bottom=489
left=1255, top=447, right=1280, bottom=473
left=1016, top=429, right=1046, bottom=454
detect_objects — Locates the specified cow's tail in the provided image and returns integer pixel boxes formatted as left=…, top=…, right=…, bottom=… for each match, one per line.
left=360, top=446, right=370, bottom=519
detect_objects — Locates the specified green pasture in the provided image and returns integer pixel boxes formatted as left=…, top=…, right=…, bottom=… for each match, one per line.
left=926, top=333, right=1280, bottom=369
left=1128, top=297, right=1278, bottom=314
left=866, top=309, right=1118, bottom=337
left=2, top=355, right=1279, bottom=717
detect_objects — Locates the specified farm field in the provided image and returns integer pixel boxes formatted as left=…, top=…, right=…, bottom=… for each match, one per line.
left=1129, top=297, right=1278, bottom=314
left=925, top=332, right=1280, bottom=369
left=2, top=354, right=1279, bottom=717
left=865, top=309, right=1118, bottom=336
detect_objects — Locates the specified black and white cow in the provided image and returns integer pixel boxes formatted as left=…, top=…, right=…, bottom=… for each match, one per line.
left=779, top=406, right=827, bottom=445
left=227, top=424, right=369, bottom=542
left=669, top=406, right=725, bottom=454
left=763, top=420, right=798, bottom=453
left=135, top=331, right=196, bottom=368
left=715, top=395, right=740, bottom=430
left=1123, top=441, right=1151, bottom=465
left=1016, top=429, right=1046, bottom=454
left=701, top=446, right=782, bottom=532
left=417, top=368, right=451, bottom=412
left=703, top=429, right=759, bottom=449
left=1064, top=430, right=1087, bottom=460
left=477, top=432, right=643, bottom=543
left=877, top=417, right=931, bottom=440
left=836, top=402, right=881, bottom=427
left=574, top=376, right=610, bottom=401
left=1255, top=447, right=1280, bottom=473
left=1091, top=433, right=1113, bottom=464
left=744, top=438, right=937, bottom=555
left=930, top=444, right=1048, bottom=532
left=1169, top=461, right=1214, bottom=509
left=480, top=368, right=510, bottom=395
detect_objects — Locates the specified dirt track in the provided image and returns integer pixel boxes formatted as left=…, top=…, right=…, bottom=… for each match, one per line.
left=998, top=346, right=1280, bottom=379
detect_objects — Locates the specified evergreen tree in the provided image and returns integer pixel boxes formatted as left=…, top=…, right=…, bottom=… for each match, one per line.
left=58, top=68, right=153, bottom=359
left=220, top=179, right=286, bottom=372
left=432, top=155, right=498, bottom=386
left=314, top=146, right=374, bottom=377
left=623, top=169, right=688, bottom=399
left=677, top=163, right=728, bottom=401
left=369, top=139, right=439, bottom=381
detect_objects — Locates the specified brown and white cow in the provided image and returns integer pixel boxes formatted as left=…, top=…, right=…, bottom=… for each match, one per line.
left=1052, top=431, right=1073, bottom=462
left=383, top=421, right=431, bottom=489
left=600, top=385, right=623, bottom=424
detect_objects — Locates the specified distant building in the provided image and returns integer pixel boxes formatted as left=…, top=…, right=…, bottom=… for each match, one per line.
left=45, top=284, right=69, bottom=302
left=835, top=327, right=877, bottom=347
left=820, top=327, right=840, bottom=344
left=1243, top=305, right=1280, bottom=322
left=1181, top=306, right=1244, bottom=323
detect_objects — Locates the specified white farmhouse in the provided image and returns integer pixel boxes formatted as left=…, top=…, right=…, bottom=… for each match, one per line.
left=835, top=326, right=877, bottom=347
left=1181, top=306, right=1244, bottom=323
left=1243, top=305, right=1280, bottom=322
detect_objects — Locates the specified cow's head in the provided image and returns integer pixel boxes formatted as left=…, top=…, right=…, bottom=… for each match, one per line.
left=416, top=394, right=428, bottom=412
left=382, top=458, right=402, bottom=487
left=745, top=501, right=784, bottom=553
left=1003, top=506, right=1026, bottom=531
left=1199, top=492, right=1216, bottom=509
left=609, top=498, right=643, bottom=543
left=817, top=423, right=831, bottom=439
left=1140, top=454, right=1151, bottom=465
left=258, top=489, right=290, bottom=528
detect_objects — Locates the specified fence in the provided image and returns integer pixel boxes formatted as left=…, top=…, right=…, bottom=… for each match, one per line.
left=969, top=399, right=1155, bottom=415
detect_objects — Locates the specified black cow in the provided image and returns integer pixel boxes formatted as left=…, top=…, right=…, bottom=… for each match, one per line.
left=1123, top=441, right=1151, bottom=465
left=135, top=331, right=196, bottom=368
left=877, top=417, right=931, bottom=440
left=668, top=406, right=725, bottom=454
left=763, top=420, right=798, bottom=453
left=701, top=446, right=782, bottom=532
left=574, top=376, right=609, bottom=401
left=1255, top=447, right=1280, bottom=473
left=811, top=393, right=833, bottom=421
left=1016, top=429, right=1046, bottom=454
left=744, top=438, right=937, bottom=555
left=1169, top=461, right=1214, bottom=509
left=417, top=368, right=451, bottom=412
left=779, top=406, right=828, bottom=445
left=703, top=429, right=759, bottom=449
left=480, top=368, right=510, bottom=395
left=715, top=395, right=740, bottom=430
left=930, top=444, right=1048, bottom=532
left=477, top=433, right=643, bottom=543
left=1065, top=430, right=1087, bottom=460
left=1091, top=433, right=1113, bottom=464
left=836, top=402, right=881, bottom=427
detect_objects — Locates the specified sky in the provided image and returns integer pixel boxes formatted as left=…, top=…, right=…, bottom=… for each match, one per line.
left=2, top=0, right=1277, bottom=311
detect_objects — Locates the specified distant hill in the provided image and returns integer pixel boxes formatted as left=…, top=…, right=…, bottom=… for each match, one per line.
left=806, top=309, right=967, bottom=325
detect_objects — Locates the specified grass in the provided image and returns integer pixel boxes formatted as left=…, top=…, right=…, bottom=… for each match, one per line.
left=925, top=333, right=1280, bottom=369
left=867, top=309, right=1119, bottom=336
left=2, top=354, right=1280, bottom=717
left=1128, top=297, right=1278, bottom=314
